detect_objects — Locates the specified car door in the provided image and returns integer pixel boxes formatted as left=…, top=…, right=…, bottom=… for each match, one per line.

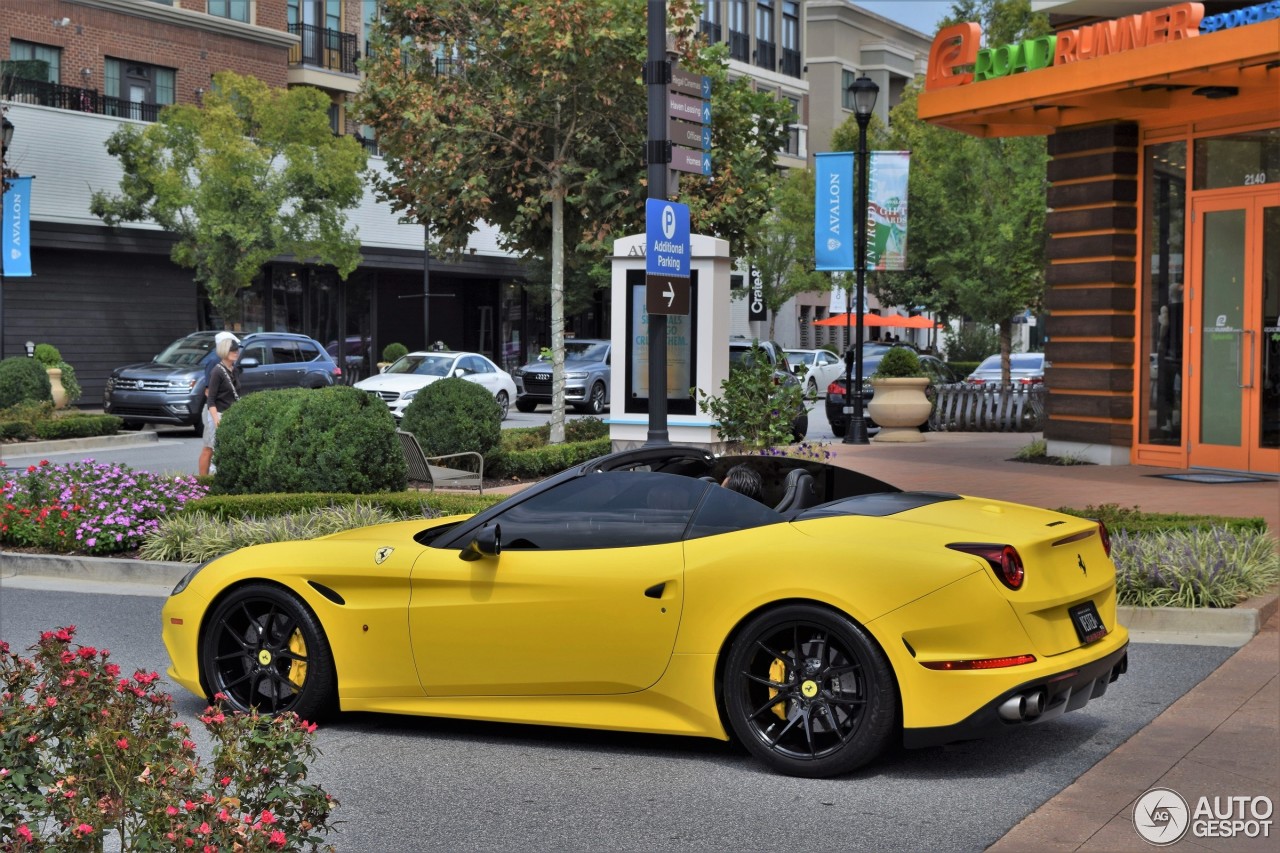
left=408, top=471, right=697, bottom=696
left=814, top=350, right=842, bottom=389
left=236, top=341, right=273, bottom=394
left=267, top=340, right=307, bottom=388
left=459, top=355, right=499, bottom=396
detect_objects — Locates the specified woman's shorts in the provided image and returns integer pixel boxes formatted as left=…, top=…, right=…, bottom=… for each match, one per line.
left=202, top=407, right=217, bottom=449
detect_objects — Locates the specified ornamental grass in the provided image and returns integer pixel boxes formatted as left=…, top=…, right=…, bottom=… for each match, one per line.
left=1112, top=527, right=1280, bottom=609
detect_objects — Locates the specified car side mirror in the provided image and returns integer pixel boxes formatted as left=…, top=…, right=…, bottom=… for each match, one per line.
left=459, top=523, right=501, bottom=562
left=237, top=357, right=260, bottom=370
left=453, top=368, right=466, bottom=378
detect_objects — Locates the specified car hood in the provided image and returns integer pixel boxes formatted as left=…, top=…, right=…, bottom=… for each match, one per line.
left=112, top=361, right=203, bottom=379
left=518, top=359, right=603, bottom=372
left=354, top=373, right=439, bottom=393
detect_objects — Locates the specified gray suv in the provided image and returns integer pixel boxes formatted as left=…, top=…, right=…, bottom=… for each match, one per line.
left=514, top=339, right=611, bottom=415
left=728, top=339, right=808, bottom=442
left=104, top=331, right=340, bottom=435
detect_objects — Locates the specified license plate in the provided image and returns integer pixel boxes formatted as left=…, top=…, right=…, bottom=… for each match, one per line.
left=1069, top=601, right=1108, bottom=645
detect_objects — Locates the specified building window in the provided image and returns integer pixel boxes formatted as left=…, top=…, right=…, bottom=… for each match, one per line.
left=728, top=0, right=749, bottom=62
left=781, top=96, right=802, bottom=156
left=755, top=1, right=775, bottom=70
left=104, top=58, right=175, bottom=121
left=841, top=69, right=859, bottom=110
left=208, top=0, right=250, bottom=23
left=7, top=40, right=61, bottom=83
left=700, top=1, right=722, bottom=43
left=780, top=2, right=801, bottom=77
left=1140, top=140, right=1186, bottom=447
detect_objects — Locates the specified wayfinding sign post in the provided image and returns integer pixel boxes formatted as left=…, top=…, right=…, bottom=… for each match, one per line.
left=645, top=198, right=690, bottom=315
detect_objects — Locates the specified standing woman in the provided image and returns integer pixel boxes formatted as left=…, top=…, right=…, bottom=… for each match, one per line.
left=198, top=336, right=241, bottom=476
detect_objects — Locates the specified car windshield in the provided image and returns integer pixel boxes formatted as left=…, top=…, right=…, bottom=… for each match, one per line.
left=787, top=351, right=815, bottom=366
left=154, top=337, right=214, bottom=367
left=563, top=342, right=608, bottom=361
left=387, top=354, right=455, bottom=377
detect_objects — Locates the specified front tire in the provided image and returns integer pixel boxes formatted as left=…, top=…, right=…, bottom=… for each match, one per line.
left=515, top=397, right=538, bottom=413
left=723, top=604, right=897, bottom=777
left=577, top=382, right=607, bottom=415
left=200, top=584, right=336, bottom=720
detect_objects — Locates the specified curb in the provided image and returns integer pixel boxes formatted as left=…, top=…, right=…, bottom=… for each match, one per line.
left=0, top=432, right=159, bottom=461
left=2, top=551, right=1275, bottom=645
left=0, top=551, right=189, bottom=588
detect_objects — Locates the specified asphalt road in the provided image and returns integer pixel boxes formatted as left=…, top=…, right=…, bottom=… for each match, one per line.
left=0, top=583, right=1233, bottom=852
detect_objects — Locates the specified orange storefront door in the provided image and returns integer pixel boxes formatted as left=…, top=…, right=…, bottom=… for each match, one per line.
left=1186, top=189, right=1280, bottom=473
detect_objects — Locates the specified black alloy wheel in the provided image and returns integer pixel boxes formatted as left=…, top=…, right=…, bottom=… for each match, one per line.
left=496, top=390, right=510, bottom=420
left=581, top=381, right=607, bottom=415
left=723, top=605, right=896, bottom=777
left=201, top=584, right=336, bottom=720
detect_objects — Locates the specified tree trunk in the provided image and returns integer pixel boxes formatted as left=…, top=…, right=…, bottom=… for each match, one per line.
left=999, top=319, right=1013, bottom=388
left=549, top=180, right=566, bottom=445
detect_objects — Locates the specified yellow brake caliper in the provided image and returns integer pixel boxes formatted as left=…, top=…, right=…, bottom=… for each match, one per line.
left=287, top=630, right=308, bottom=688
left=768, top=656, right=789, bottom=720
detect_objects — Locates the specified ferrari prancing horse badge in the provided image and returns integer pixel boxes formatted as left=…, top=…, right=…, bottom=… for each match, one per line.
left=375, top=547, right=394, bottom=565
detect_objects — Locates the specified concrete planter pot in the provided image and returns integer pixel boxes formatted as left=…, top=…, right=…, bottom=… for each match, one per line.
left=868, top=377, right=931, bottom=442
left=46, top=367, right=68, bottom=409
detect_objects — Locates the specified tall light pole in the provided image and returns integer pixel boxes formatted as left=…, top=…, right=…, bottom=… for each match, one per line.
left=1, top=113, right=14, bottom=359
left=842, top=76, right=878, bottom=445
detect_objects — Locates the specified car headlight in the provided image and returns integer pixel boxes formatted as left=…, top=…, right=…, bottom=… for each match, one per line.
left=514, top=368, right=526, bottom=377
left=402, top=389, right=418, bottom=401
left=565, top=371, right=588, bottom=379
left=171, top=557, right=220, bottom=596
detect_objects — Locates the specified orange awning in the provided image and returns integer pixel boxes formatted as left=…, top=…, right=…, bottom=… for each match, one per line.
left=814, top=313, right=892, bottom=327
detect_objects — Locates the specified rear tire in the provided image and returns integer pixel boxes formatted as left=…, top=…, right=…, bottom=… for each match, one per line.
left=830, top=420, right=846, bottom=438
left=122, top=420, right=144, bottom=431
left=723, top=604, right=897, bottom=777
left=495, top=390, right=510, bottom=420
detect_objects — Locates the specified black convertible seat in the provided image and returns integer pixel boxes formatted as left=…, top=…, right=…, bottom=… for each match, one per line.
left=774, top=468, right=818, bottom=513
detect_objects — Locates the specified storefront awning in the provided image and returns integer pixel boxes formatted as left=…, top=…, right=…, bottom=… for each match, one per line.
left=918, top=17, right=1280, bottom=137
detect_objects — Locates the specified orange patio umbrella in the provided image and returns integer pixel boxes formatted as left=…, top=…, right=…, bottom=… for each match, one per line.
left=813, top=312, right=890, bottom=327
left=900, top=314, right=946, bottom=329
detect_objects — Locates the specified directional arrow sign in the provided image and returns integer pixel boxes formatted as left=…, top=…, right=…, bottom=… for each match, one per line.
left=670, top=63, right=711, bottom=100
left=645, top=199, right=691, bottom=316
left=668, top=117, right=711, bottom=150
left=671, top=145, right=712, bottom=176
left=667, top=93, right=709, bottom=125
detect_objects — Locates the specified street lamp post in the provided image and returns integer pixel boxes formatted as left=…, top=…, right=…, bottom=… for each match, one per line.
left=842, top=76, right=878, bottom=445
left=1, top=113, right=14, bottom=360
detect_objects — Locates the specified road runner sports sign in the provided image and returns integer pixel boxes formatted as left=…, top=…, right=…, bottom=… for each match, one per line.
left=924, top=1, right=1280, bottom=91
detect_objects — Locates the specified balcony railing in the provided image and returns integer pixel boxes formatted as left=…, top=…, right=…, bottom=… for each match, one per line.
left=780, top=48, right=801, bottom=78
left=699, top=20, right=722, bottom=43
left=728, top=30, right=749, bottom=62
left=754, top=39, right=776, bottom=72
left=2, top=76, right=164, bottom=123
left=288, top=23, right=359, bottom=74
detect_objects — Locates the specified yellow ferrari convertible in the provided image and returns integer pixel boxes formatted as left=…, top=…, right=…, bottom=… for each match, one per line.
left=162, top=446, right=1128, bottom=778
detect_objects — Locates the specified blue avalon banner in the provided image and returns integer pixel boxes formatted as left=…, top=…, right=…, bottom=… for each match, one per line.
left=814, top=153, right=854, bottom=270
left=3, top=176, right=33, bottom=277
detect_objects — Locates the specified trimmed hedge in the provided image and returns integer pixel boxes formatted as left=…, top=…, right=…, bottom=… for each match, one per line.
left=1058, top=504, right=1267, bottom=535
left=490, top=436, right=612, bottom=480
left=401, top=377, right=502, bottom=458
left=32, top=414, right=123, bottom=440
left=213, top=385, right=407, bottom=495
left=184, top=490, right=503, bottom=520
left=947, top=361, right=981, bottom=377
left=0, top=357, right=53, bottom=409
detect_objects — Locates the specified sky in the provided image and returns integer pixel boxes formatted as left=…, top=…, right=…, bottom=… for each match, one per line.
left=853, top=1, right=955, bottom=36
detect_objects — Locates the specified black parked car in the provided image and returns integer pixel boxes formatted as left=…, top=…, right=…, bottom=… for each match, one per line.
left=728, top=339, right=808, bottom=442
left=104, top=331, right=341, bottom=435
left=825, top=351, right=961, bottom=437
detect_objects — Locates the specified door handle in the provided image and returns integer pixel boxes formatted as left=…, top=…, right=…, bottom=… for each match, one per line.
left=643, top=582, right=666, bottom=599
left=1240, top=330, right=1255, bottom=389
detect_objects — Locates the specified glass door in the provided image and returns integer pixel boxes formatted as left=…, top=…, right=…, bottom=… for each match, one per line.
left=1187, top=190, right=1280, bottom=472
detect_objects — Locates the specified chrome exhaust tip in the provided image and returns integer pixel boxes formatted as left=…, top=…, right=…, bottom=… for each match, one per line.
left=998, top=694, right=1027, bottom=721
left=1025, top=689, right=1046, bottom=719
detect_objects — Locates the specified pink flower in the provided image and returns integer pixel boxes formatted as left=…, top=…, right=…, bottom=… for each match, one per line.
left=16, top=825, right=32, bottom=842
left=167, top=805, right=179, bottom=817
left=258, top=810, right=277, bottom=825
left=197, top=821, right=211, bottom=835
left=75, top=823, right=93, bottom=836
left=45, top=696, right=57, bottom=708
left=219, top=776, right=231, bottom=787
left=116, top=738, right=129, bottom=750
left=269, top=830, right=287, bottom=848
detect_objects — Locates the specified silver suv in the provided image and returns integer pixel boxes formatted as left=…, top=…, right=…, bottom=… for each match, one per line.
left=514, top=339, right=612, bottom=415
left=104, top=331, right=340, bottom=435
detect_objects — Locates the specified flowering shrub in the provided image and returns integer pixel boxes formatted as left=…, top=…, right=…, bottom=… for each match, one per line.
left=0, top=626, right=337, bottom=851
left=1112, top=527, right=1280, bottom=608
left=0, top=459, right=207, bottom=555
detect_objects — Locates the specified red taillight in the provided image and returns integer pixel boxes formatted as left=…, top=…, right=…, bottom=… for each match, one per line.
left=1097, top=521, right=1112, bottom=557
left=1018, top=376, right=1044, bottom=385
left=827, top=381, right=844, bottom=396
left=920, top=654, right=1037, bottom=671
left=969, top=378, right=986, bottom=385
left=333, top=367, right=343, bottom=376
left=948, top=543, right=1025, bottom=590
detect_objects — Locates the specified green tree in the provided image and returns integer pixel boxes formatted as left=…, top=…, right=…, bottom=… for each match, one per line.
left=357, top=0, right=790, bottom=442
left=743, top=167, right=828, bottom=340
left=90, top=71, right=367, bottom=323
